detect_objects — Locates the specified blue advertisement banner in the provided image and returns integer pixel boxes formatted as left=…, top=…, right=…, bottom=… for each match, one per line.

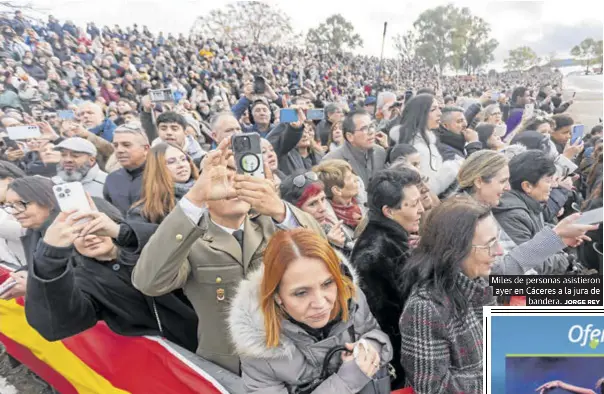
left=491, top=315, right=604, bottom=393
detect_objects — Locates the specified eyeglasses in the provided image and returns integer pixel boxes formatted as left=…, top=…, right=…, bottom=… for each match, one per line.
left=472, top=232, right=501, bottom=257
left=293, top=172, right=318, bottom=188
left=355, top=123, right=376, bottom=134
left=1, top=201, right=30, bottom=215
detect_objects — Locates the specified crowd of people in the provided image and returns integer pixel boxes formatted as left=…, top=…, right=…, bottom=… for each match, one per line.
left=1, top=11, right=603, bottom=394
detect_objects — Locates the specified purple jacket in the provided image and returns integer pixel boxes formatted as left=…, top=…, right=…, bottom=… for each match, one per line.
left=505, top=106, right=524, bottom=138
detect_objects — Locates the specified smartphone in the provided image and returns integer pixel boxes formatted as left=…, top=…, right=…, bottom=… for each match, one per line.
left=53, top=182, right=95, bottom=220
left=0, top=278, right=17, bottom=296
left=57, top=110, right=75, bottom=120
left=253, top=75, right=266, bottom=95
left=524, top=103, right=534, bottom=118
left=280, top=108, right=299, bottom=123
left=571, top=124, right=584, bottom=145
left=491, top=92, right=500, bottom=101
left=6, top=125, right=41, bottom=140
left=575, top=207, right=603, bottom=225
left=306, top=109, right=324, bottom=121
left=494, top=124, right=507, bottom=137
left=149, top=88, right=174, bottom=103
left=231, top=133, right=265, bottom=179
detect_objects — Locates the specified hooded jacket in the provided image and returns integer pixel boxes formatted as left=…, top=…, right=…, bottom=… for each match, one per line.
left=491, top=190, right=569, bottom=274
left=349, top=212, right=410, bottom=389
left=228, top=257, right=393, bottom=394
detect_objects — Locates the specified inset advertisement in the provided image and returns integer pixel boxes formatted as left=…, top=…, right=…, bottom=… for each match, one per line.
left=484, top=309, right=604, bottom=393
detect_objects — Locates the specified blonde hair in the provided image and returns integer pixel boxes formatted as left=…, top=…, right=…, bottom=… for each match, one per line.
left=312, top=159, right=353, bottom=198
left=457, top=150, right=508, bottom=191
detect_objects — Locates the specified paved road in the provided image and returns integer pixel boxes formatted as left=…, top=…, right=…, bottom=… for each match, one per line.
left=563, top=74, right=603, bottom=129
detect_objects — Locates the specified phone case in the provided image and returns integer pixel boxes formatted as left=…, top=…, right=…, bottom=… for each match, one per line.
left=306, top=109, right=324, bottom=121
left=571, top=125, right=585, bottom=144
left=53, top=182, right=93, bottom=214
left=231, top=133, right=265, bottom=179
left=7, top=125, right=42, bottom=140
left=575, top=207, right=603, bottom=225
left=280, top=109, right=298, bottom=123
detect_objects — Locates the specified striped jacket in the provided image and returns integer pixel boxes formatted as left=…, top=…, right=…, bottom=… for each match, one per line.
left=399, top=273, right=495, bottom=394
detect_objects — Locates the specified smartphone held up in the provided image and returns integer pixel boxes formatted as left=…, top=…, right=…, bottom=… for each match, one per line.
left=280, top=108, right=324, bottom=123
left=231, top=133, right=265, bottom=179
left=53, top=182, right=97, bottom=223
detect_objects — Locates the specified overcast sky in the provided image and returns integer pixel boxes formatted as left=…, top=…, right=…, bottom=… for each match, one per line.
left=21, top=0, right=604, bottom=68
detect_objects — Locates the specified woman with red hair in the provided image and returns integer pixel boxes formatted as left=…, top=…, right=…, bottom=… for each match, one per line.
left=279, top=170, right=356, bottom=256
left=228, top=228, right=392, bottom=393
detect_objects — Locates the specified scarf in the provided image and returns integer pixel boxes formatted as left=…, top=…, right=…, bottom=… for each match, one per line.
left=331, top=198, right=362, bottom=229
left=174, top=179, right=195, bottom=200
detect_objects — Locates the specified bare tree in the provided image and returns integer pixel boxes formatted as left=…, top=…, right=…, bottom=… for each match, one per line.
left=190, top=1, right=293, bottom=46
left=392, top=30, right=416, bottom=63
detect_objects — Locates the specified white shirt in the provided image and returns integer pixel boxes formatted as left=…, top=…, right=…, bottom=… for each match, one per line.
left=178, top=197, right=299, bottom=233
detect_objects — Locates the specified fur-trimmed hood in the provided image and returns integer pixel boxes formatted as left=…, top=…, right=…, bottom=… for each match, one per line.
left=227, top=251, right=359, bottom=360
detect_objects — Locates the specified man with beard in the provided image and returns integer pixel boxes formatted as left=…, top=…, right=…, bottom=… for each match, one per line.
left=51, top=137, right=107, bottom=198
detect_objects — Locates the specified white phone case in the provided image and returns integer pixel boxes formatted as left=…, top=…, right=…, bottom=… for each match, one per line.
left=7, top=125, right=42, bottom=140
left=53, top=182, right=93, bottom=214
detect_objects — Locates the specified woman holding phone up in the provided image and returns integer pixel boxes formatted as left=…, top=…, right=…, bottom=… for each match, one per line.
left=24, top=196, right=198, bottom=352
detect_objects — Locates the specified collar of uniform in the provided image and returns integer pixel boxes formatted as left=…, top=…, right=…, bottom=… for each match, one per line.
left=211, top=218, right=244, bottom=235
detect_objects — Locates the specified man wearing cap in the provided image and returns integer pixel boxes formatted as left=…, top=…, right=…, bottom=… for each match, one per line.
left=316, top=103, right=344, bottom=146
left=231, top=80, right=282, bottom=137
left=363, top=96, right=377, bottom=114
left=52, top=137, right=107, bottom=198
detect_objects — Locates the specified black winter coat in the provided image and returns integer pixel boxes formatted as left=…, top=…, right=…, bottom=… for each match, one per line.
left=349, top=213, right=410, bottom=389
left=25, top=220, right=198, bottom=352
left=268, top=123, right=323, bottom=176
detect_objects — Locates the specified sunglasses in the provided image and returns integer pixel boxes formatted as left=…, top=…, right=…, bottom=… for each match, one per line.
left=293, top=172, right=318, bottom=188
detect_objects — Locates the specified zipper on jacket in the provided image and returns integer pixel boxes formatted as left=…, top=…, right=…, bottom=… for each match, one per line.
left=151, top=299, right=164, bottom=336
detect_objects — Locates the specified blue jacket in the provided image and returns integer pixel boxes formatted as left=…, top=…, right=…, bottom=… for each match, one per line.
left=89, top=118, right=117, bottom=142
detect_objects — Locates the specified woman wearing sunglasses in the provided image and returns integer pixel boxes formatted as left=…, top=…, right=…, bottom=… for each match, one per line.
left=228, top=229, right=392, bottom=394
left=280, top=170, right=355, bottom=256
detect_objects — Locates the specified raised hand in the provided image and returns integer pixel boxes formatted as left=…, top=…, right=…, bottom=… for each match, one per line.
left=43, top=210, right=86, bottom=248
left=185, top=137, right=237, bottom=207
